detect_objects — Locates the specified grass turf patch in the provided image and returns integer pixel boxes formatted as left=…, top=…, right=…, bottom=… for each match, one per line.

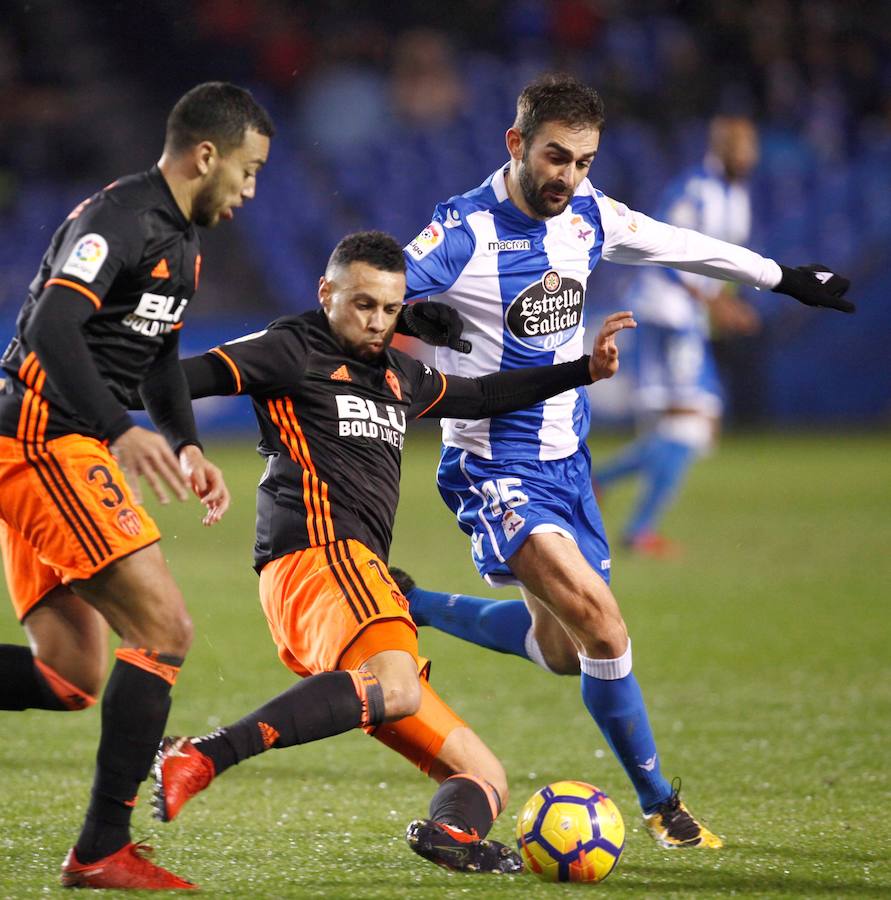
left=1, top=428, right=888, bottom=897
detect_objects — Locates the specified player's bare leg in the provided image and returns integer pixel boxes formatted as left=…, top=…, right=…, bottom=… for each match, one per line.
left=519, top=587, right=581, bottom=674
left=61, top=544, right=196, bottom=888
left=24, top=588, right=109, bottom=696
left=0, top=587, right=108, bottom=711
left=509, top=531, right=721, bottom=848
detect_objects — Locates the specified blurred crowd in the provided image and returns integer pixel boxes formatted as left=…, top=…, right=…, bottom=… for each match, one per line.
left=3, top=2, right=888, bottom=176
left=1, top=0, right=889, bottom=420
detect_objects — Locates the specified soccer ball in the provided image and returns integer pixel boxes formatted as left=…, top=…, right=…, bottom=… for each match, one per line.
left=515, top=781, right=625, bottom=883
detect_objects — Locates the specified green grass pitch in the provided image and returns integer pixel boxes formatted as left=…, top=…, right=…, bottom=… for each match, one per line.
left=1, top=428, right=889, bottom=898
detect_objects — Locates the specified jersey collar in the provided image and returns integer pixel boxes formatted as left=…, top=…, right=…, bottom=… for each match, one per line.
left=149, top=165, right=191, bottom=230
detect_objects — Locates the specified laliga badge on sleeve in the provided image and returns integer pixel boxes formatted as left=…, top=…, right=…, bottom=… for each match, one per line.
left=61, top=233, right=109, bottom=283
left=405, top=221, right=444, bottom=260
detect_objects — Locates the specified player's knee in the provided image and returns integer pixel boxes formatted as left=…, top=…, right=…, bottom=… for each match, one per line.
left=129, top=608, right=193, bottom=658
left=571, top=596, right=627, bottom=658
left=74, top=664, right=105, bottom=699
left=380, top=673, right=422, bottom=721
left=486, top=762, right=510, bottom=810
left=541, top=645, right=582, bottom=675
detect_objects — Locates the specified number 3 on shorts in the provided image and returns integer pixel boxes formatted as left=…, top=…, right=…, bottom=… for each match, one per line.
left=480, top=478, right=528, bottom=516
left=86, top=464, right=126, bottom=509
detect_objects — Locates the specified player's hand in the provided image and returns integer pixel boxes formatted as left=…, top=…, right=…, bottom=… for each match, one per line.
left=110, top=426, right=190, bottom=506
left=395, top=301, right=472, bottom=353
left=773, top=264, right=855, bottom=313
left=589, top=311, right=636, bottom=382
left=178, top=444, right=231, bottom=526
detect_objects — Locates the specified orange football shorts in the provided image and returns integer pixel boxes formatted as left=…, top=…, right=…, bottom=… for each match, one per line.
left=0, top=434, right=160, bottom=621
left=258, top=538, right=418, bottom=677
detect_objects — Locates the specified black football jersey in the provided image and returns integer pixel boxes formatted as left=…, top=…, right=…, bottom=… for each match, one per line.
left=209, top=310, right=450, bottom=567
left=0, top=166, right=201, bottom=441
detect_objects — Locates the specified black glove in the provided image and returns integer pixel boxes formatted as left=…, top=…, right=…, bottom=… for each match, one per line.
left=396, top=301, right=472, bottom=353
left=772, top=264, right=855, bottom=314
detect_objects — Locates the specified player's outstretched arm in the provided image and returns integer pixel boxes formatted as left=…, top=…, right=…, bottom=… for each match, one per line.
left=415, top=311, right=635, bottom=421
left=772, top=264, right=855, bottom=313
left=598, top=199, right=855, bottom=313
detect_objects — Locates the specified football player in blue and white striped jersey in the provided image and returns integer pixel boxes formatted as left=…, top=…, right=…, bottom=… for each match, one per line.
left=592, top=116, right=762, bottom=556
left=399, top=74, right=853, bottom=849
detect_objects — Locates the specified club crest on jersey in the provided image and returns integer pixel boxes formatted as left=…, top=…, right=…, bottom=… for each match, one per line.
left=122, top=292, right=190, bottom=337
left=504, top=269, right=584, bottom=351
left=116, top=508, right=142, bottom=537
left=405, top=222, right=444, bottom=260
left=61, top=233, right=108, bottom=283
left=385, top=369, right=402, bottom=400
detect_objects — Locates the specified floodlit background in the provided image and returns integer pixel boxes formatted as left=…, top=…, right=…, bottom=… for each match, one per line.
left=1, top=0, right=890, bottom=427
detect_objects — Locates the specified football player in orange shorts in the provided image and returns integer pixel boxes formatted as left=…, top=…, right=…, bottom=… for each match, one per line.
left=0, top=82, right=274, bottom=890
left=152, top=230, right=636, bottom=874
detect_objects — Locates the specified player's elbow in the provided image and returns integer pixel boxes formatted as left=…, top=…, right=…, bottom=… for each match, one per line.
left=22, top=307, right=51, bottom=357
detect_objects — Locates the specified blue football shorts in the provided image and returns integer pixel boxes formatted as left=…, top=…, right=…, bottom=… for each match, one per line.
left=436, top=444, right=611, bottom=588
left=635, top=322, right=723, bottom=416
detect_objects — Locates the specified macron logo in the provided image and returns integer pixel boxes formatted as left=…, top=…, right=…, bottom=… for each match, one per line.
left=488, top=239, right=531, bottom=252
left=814, top=271, right=833, bottom=284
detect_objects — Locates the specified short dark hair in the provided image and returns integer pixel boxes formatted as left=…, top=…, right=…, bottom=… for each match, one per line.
left=165, top=82, right=275, bottom=156
left=327, top=231, right=406, bottom=275
left=514, top=73, right=605, bottom=141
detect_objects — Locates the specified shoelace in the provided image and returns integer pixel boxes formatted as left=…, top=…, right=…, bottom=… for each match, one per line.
left=130, top=843, right=156, bottom=863
left=658, top=778, right=701, bottom=842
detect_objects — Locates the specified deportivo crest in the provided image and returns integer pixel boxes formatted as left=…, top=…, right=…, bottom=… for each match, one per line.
left=504, top=270, right=584, bottom=351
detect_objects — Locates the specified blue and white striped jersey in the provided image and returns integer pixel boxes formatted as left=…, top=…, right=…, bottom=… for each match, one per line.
left=404, top=164, right=778, bottom=462
left=632, top=157, right=753, bottom=330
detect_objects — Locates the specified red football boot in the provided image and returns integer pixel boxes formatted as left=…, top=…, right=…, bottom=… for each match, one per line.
left=60, top=842, right=197, bottom=889
left=626, top=531, right=684, bottom=559
left=152, top=736, right=216, bottom=823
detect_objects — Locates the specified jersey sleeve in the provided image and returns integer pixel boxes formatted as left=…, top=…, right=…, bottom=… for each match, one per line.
left=208, top=322, right=308, bottom=397
left=401, top=355, right=448, bottom=418
left=138, top=331, right=201, bottom=452
left=662, top=184, right=725, bottom=300
left=595, top=193, right=782, bottom=290
left=403, top=202, right=476, bottom=300
left=402, top=352, right=593, bottom=420
left=44, top=196, right=145, bottom=309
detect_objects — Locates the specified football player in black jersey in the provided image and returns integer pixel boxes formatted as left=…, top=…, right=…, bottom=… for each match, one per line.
left=151, top=231, right=635, bottom=874
left=0, top=82, right=273, bottom=889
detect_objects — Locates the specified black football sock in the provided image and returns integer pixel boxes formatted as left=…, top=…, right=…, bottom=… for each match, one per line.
left=0, top=644, right=67, bottom=710
left=75, top=652, right=182, bottom=864
left=430, top=775, right=502, bottom=839
left=194, top=670, right=385, bottom=776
